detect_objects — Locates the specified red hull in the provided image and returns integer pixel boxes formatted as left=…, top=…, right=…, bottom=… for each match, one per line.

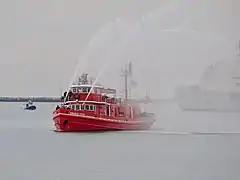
left=53, top=112, right=155, bottom=132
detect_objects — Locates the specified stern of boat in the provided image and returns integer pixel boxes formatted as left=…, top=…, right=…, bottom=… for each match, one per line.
left=138, top=112, right=156, bottom=130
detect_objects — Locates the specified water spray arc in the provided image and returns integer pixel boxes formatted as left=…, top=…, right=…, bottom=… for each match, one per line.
left=138, top=1, right=234, bottom=44
left=65, top=0, right=238, bottom=103
left=64, top=19, right=131, bottom=102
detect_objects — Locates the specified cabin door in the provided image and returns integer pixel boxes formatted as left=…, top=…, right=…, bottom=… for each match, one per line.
left=106, top=105, right=110, bottom=116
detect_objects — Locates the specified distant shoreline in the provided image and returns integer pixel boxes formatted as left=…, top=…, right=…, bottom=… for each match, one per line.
left=0, top=97, right=60, bottom=103
left=0, top=96, right=174, bottom=103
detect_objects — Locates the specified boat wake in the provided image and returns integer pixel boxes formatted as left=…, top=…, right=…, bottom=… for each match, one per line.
left=119, top=130, right=240, bottom=136
left=49, top=128, right=240, bottom=135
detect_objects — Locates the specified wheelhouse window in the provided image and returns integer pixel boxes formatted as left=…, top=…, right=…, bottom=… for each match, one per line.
left=85, top=105, right=89, bottom=110
left=76, top=87, right=92, bottom=93
left=89, top=105, right=96, bottom=111
left=80, top=104, right=84, bottom=110
left=75, top=104, right=80, bottom=110
left=82, top=87, right=91, bottom=92
left=72, top=88, right=77, bottom=93
left=84, top=104, right=96, bottom=111
left=71, top=105, right=75, bottom=110
left=87, top=87, right=91, bottom=92
left=71, top=104, right=96, bottom=111
left=82, top=87, right=87, bottom=92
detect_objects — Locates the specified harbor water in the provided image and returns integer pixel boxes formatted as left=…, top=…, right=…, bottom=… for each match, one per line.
left=0, top=102, right=240, bottom=180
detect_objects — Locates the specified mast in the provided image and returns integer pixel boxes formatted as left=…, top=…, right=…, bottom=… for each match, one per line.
left=60, top=87, right=62, bottom=104
left=124, top=65, right=128, bottom=100
left=237, top=40, right=240, bottom=57
left=128, top=61, right=132, bottom=99
left=121, top=61, right=132, bottom=101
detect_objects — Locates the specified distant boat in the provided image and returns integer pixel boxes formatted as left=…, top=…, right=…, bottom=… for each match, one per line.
left=24, top=99, right=36, bottom=110
left=175, top=40, right=240, bottom=112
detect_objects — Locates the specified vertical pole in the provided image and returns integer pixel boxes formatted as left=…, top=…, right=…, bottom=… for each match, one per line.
left=128, top=61, right=132, bottom=100
left=60, top=87, right=62, bottom=105
left=237, top=40, right=240, bottom=57
left=129, top=80, right=131, bottom=99
left=124, top=66, right=128, bottom=100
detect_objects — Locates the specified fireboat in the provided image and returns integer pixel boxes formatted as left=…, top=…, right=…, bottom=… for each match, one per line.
left=52, top=63, right=155, bottom=132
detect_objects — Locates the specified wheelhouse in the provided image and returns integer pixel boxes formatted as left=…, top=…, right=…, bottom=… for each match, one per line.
left=70, top=84, right=103, bottom=94
left=59, top=79, right=134, bottom=118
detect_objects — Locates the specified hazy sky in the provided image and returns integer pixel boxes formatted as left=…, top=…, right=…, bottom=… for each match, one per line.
left=1, top=0, right=240, bottom=98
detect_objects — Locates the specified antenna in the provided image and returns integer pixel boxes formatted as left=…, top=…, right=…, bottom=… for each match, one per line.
left=124, top=64, right=128, bottom=100
left=237, top=40, right=240, bottom=57
left=128, top=60, right=133, bottom=99
left=120, top=61, right=132, bottom=101
left=60, top=87, right=62, bottom=104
